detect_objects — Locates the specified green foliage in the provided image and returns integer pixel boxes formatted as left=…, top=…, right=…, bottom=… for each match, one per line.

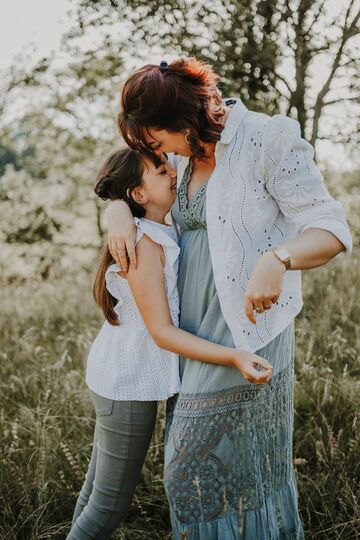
left=293, top=256, right=360, bottom=539
left=73, top=0, right=359, bottom=145
left=0, top=144, right=21, bottom=176
left=76, top=0, right=283, bottom=115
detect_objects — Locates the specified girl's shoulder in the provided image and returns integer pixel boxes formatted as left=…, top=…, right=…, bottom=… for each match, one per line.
left=134, top=218, right=180, bottom=275
left=134, top=217, right=178, bottom=249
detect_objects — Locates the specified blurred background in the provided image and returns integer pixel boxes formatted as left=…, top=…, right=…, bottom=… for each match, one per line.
left=0, top=1, right=359, bottom=539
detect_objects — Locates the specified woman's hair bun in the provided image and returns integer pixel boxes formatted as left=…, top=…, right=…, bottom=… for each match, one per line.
left=173, top=57, right=219, bottom=88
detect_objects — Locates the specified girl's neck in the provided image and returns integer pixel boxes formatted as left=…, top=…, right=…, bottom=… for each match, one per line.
left=143, top=208, right=169, bottom=225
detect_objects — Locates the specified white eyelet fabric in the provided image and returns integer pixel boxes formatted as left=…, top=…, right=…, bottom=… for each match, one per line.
left=86, top=218, right=181, bottom=401
left=169, top=98, right=352, bottom=354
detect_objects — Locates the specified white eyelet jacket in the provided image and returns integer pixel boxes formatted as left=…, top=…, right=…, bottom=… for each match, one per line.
left=170, top=98, right=352, bottom=353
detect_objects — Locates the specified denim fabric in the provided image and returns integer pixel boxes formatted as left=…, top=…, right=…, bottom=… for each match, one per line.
left=67, top=391, right=157, bottom=539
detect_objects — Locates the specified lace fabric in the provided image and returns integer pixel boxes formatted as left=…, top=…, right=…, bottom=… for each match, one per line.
left=177, top=158, right=208, bottom=230
left=164, top=361, right=294, bottom=524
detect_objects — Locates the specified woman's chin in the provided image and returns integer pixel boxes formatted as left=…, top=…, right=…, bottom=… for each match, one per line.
left=175, top=150, right=192, bottom=157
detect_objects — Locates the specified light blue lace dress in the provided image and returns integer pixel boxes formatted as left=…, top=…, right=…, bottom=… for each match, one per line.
left=164, top=158, right=304, bottom=539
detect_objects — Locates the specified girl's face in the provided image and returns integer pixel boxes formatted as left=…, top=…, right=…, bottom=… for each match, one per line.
left=144, top=128, right=192, bottom=157
left=132, top=155, right=177, bottom=217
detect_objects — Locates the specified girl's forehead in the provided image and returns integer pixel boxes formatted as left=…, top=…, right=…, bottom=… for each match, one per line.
left=143, top=155, right=166, bottom=171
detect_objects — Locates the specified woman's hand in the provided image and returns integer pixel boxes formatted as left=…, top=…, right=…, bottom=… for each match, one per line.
left=107, top=200, right=137, bottom=272
left=244, top=251, right=286, bottom=324
left=233, top=350, right=273, bottom=384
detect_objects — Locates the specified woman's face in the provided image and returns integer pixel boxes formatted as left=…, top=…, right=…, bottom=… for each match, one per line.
left=135, top=155, right=177, bottom=214
left=144, top=128, right=192, bottom=157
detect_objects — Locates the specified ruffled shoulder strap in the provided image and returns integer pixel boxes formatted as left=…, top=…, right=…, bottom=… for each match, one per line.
left=104, top=218, right=180, bottom=303
left=105, top=263, right=124, bottom=303
left=134, top=217, right=180, bottom=276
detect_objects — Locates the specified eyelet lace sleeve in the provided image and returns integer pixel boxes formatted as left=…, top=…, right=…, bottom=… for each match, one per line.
left=262, top=115, right=352, bottom=253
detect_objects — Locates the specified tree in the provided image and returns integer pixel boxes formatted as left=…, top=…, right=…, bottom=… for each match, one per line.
left=278, top=0, right=360, bottom=145
left=74, top=0, right=360, bottom=151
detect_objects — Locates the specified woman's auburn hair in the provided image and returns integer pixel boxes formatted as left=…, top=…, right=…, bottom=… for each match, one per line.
left=118, top=57, right=225, bottom=160
left=93, top=146, right=146, bottom=326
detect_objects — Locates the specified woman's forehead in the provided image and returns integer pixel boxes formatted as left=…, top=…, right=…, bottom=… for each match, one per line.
left=144, top=127, right=163, bottom=144
left=145, top=127, right=180, bottom=145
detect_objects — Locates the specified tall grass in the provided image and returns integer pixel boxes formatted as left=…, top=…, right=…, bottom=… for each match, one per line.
left=0, top=276, right=170, bottom=539
left=1, top=252, right=359, bottom=539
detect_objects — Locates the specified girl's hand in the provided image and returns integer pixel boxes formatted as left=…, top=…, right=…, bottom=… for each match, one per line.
left=233, top=350, right=273, bottom=384
left=107, top=200, right=137, bottom=272
left=244, top=251, right=286, bottom=324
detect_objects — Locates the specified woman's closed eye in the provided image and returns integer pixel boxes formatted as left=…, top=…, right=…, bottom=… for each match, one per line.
left=150, top=142, right=161, bottom=151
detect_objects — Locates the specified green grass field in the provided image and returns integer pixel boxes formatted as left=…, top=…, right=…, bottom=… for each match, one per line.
left=1, top=251, right=359, bottom=539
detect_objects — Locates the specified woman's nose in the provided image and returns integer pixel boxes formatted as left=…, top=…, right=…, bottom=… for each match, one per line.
left=166, top=164, right=177, bottom=178
left=165, top=163, right=177, bottom=178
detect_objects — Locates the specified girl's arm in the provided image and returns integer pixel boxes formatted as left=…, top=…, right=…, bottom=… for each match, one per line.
left=126, top=234, right=272, bottom=385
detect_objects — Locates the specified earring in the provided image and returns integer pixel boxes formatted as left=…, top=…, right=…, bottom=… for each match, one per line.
left=184, top=130, right=191, bottom=145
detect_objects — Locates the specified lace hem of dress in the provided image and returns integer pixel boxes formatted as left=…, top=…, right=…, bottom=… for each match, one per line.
left=164, top=361, right=295, bottom=522
left=173, top=361, right=292, bottom=417
left=169, top=475, right=304, bottom=539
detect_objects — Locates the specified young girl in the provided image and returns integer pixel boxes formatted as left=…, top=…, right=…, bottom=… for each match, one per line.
left=66, top=147, right=272, bottom=539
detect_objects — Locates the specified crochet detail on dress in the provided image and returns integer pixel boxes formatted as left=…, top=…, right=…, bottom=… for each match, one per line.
left=164, top=361, right=294, bottom=523
left=178, top=158, right=207, bottom=230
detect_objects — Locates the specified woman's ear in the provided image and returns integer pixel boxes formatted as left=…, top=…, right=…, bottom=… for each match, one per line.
left=130, top=186, right=147, bottom=206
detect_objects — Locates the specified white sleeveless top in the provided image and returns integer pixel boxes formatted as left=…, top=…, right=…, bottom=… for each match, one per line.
left=86, top=217, right=181, bottom=401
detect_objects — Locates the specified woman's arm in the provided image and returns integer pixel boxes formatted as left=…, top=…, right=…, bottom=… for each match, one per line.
left=244, top=228, right=344, bottom=324
left=244, top=114, right=352, bottom=323
left=106, top=200, right=137, bottom=272
left=262, top=115, right=352, bottom=254
left=126, top=235, right=272, bottom=384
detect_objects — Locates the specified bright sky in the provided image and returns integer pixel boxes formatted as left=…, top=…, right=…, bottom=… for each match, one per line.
left=0, top=0, right=72, bottom=69
left=1, top=0, right=357, bottom=170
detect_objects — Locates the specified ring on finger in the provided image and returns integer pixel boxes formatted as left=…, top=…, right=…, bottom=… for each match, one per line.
left=255, top=305, right=264, bottom=313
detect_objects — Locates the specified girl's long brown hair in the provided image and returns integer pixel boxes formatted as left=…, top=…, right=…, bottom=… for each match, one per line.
left=93, top=146, right=146, bottom=326
left=118, top=57, right=225, bottom=161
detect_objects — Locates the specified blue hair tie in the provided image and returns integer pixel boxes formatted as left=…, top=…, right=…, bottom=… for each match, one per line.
left=159, top=60, right=168, bottom=71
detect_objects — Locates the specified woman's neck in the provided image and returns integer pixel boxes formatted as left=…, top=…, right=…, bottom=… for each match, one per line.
left=197, top=105, right=232, bottom=162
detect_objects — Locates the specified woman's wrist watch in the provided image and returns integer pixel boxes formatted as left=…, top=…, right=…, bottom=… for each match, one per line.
left=271, top=248, right=291, bottom=271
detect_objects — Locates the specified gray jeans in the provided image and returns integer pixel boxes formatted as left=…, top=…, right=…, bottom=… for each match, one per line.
left=67, top=391, right=157, bottom=539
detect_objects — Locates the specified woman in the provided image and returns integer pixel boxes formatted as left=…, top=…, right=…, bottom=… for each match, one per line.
left=106, top=58, right=352, bottom=539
